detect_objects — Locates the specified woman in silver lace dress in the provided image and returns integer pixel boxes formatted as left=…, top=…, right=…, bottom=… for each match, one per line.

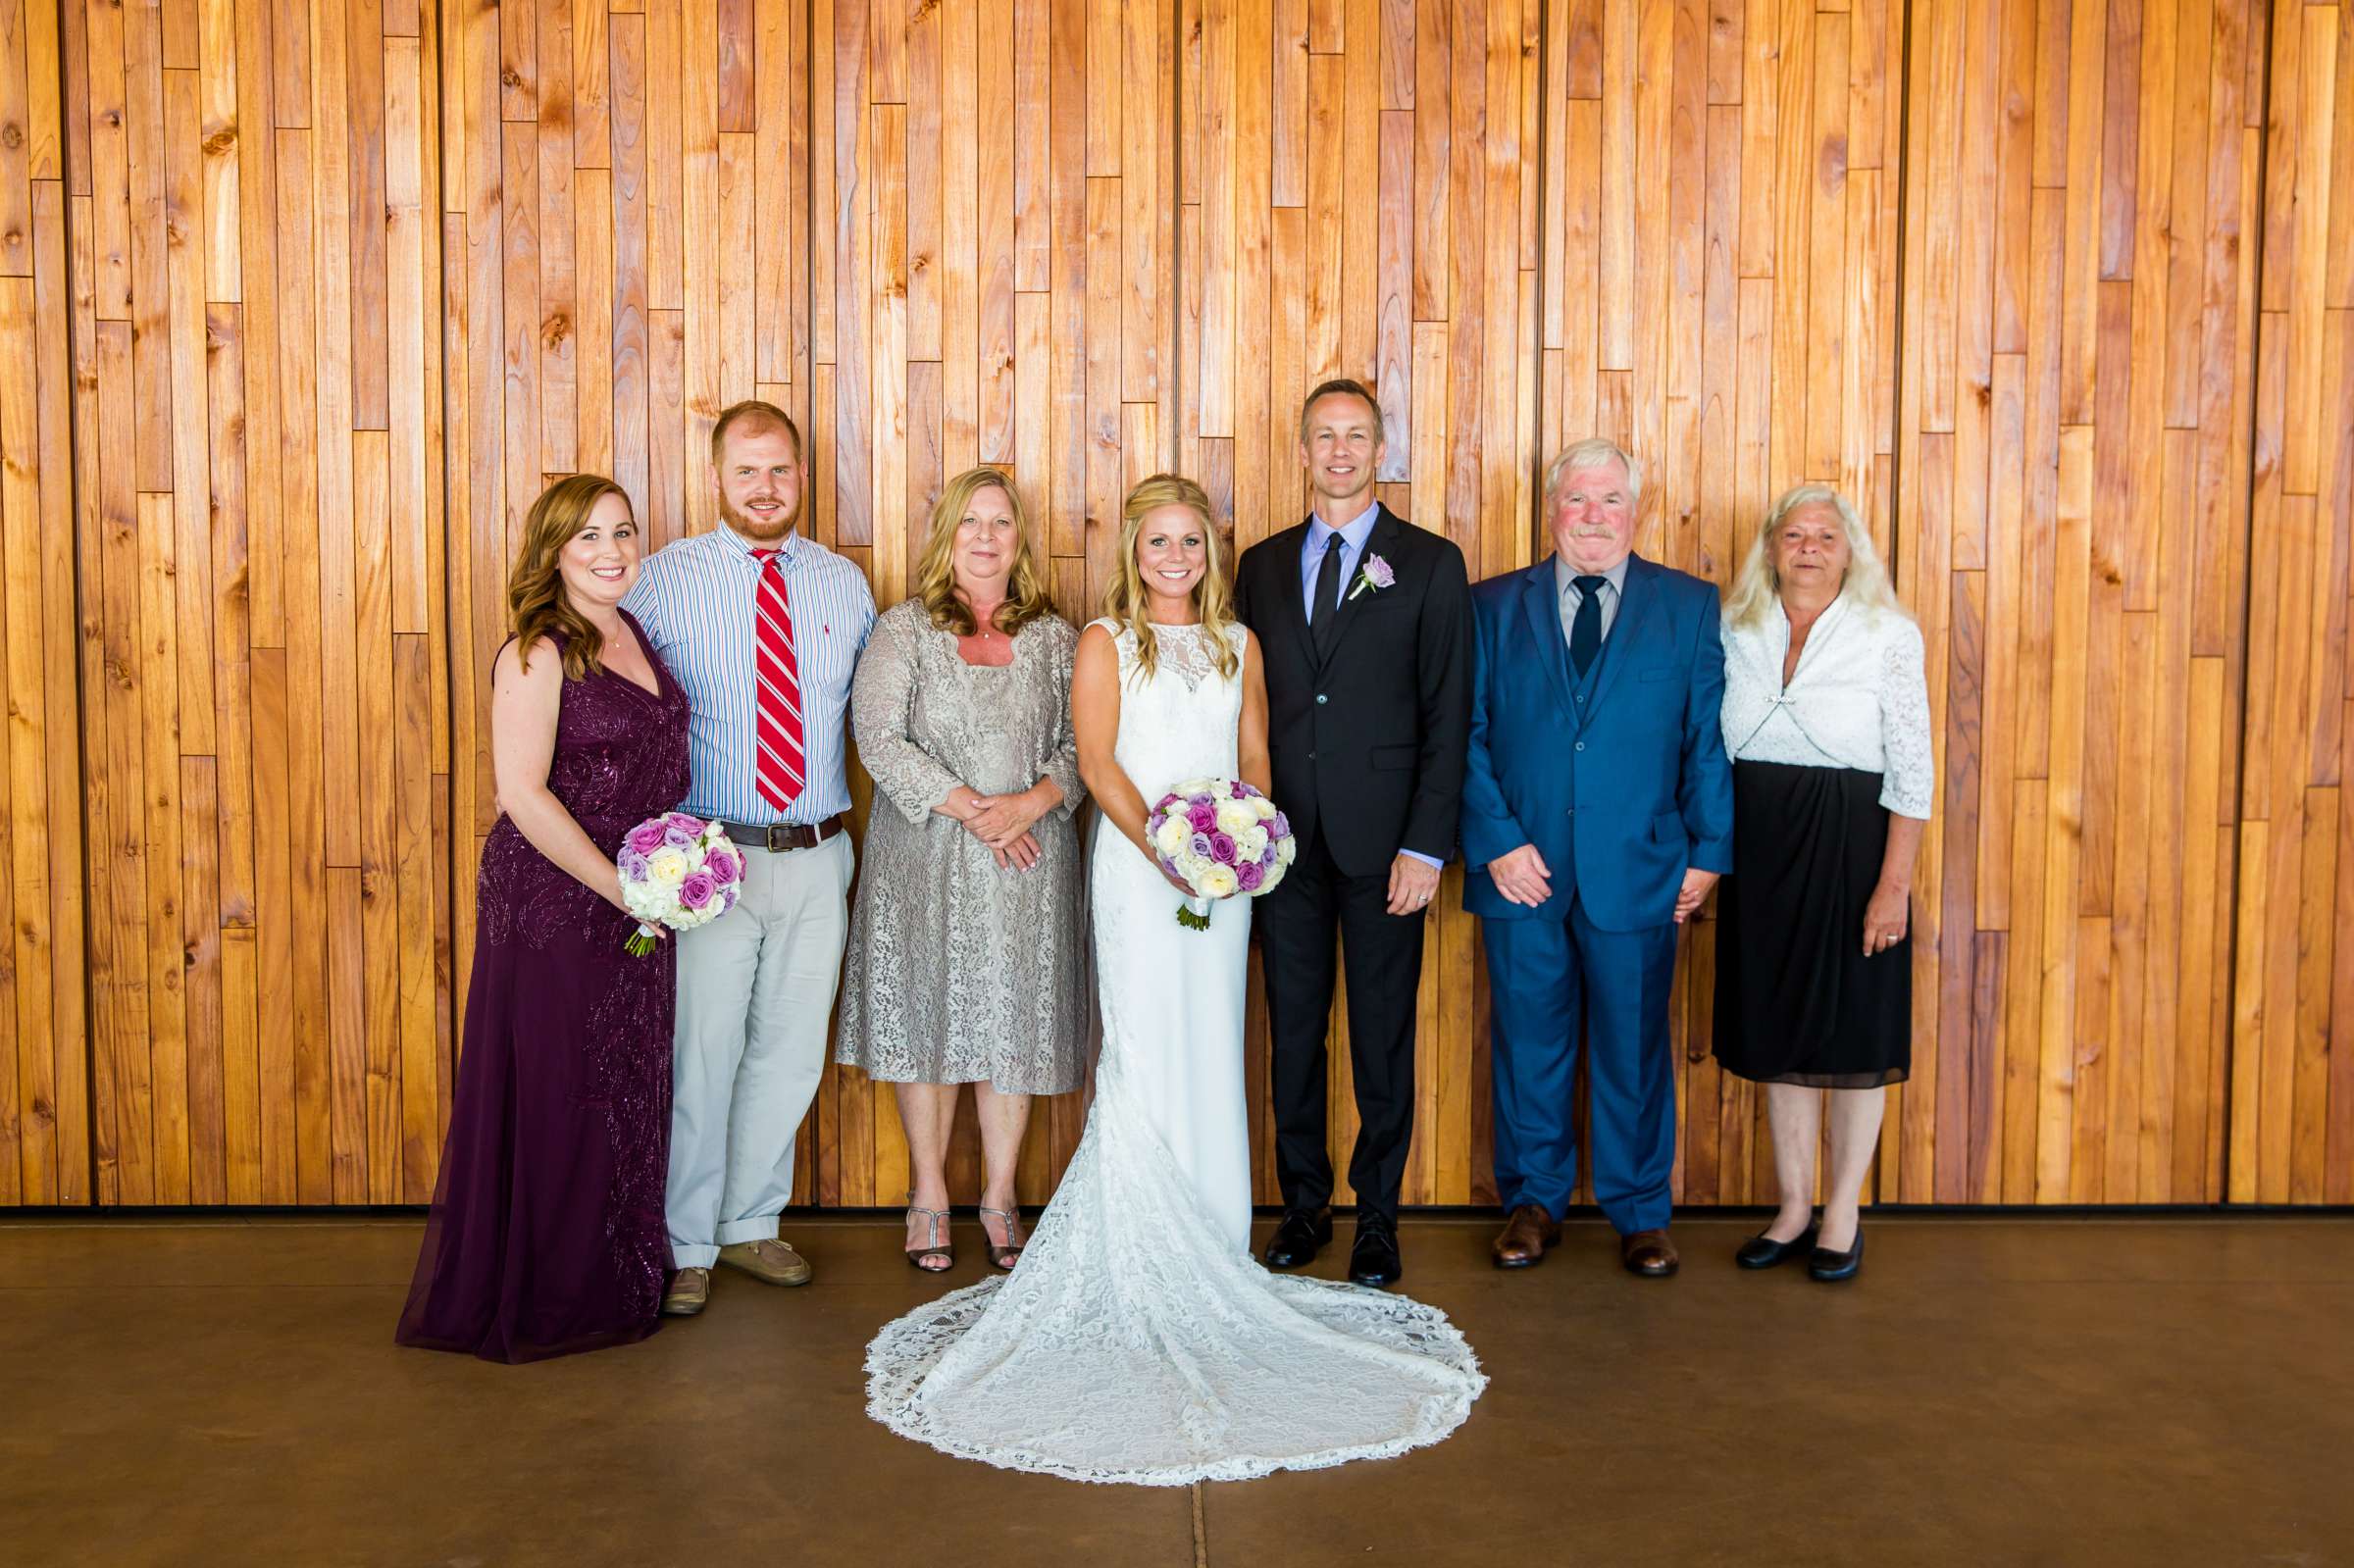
left=839, top=467, right=1087, bottom=1274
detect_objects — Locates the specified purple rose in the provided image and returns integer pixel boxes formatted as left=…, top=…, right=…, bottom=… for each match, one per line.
left=1188, top=803, right=1217, bottom=833
left=1186, top=790, right=1214, bottom=807
left=618, top=848, right=650, bottom=882
left=626, top=819, right=670, bottom=856
left=665, top=811, right=706, bottom=835
left=704, top=846, right=742, bottom=885
left=1269, top=811, right=1292, bottom=840
left=662, top=824, right=697, bottom=848
left=1208, top=832, right=1237, bottom=865
left=1260, top=842, right=1281, bottom=868
left=1156, top=792, right=1182, bottom=811
left=1189, top=832, right=1214, bottom=861
left=1236, top=859, right=1264, bottom=892
left=677, top=872, right=718, bottom=912
left=711, top=885, right=740, bottom=917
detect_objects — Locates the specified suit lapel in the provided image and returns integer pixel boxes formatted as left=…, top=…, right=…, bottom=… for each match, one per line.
left=1584, top=553, right=1660, bottom=720
left=1257, top=521, right=1319, bottom=676
left=1520, top=559, right=1576, bottom=714
left=1314, top=506, right=1407, bottom=673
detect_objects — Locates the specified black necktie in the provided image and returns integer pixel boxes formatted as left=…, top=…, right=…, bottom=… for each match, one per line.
left=1569, top=575, right=1606, bottom=675
left=1310, top=533, right=1347, bottom=655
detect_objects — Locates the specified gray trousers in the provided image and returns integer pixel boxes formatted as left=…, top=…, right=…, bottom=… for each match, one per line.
left=664, top=833, right=853, bottom=1269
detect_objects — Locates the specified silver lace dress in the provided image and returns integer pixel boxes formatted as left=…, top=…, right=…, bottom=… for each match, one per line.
left=837, top=600, right=1088, bottom=1092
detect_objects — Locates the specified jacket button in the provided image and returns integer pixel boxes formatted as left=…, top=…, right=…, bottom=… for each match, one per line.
left=1307, top=751, right=1316, bottom=761
left=1575, top=741, right=1585, bottom=752
left=1315, top=693, right=1328, bottom=705
left=1565, top=807, right=1575, bottom=817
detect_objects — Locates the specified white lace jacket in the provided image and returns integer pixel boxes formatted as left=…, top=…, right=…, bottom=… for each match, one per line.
left=1719, top=594, right=1935, bottom=820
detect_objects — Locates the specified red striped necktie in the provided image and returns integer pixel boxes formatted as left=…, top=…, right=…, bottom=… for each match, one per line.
left=748, top=547, right=806, bottom=812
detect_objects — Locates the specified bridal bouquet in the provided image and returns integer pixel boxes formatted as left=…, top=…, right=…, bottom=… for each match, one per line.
left=617, top=812, right=743, bottom=955
left=1146, top=779, right=1297, bottom=932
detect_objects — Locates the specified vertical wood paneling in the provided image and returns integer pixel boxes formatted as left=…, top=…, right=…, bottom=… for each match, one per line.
left=2238, top=1, right=2351, bottom=1204
left=60, top=0, right=455, bottom=1205
left=13, top=0, right=2343, bottom=1210
left=807, top=0, right=1174, bottom=1207
left=1900, top=0, right=2264, bottom=1204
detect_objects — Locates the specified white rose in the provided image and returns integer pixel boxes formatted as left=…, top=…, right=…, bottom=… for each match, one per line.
left=1152, top=816, right=1191, bottom=856
left=1255, top=862, right=1286, bottom=895
left=1249, top=794, right=1278, bottom=822
left=1276, top=835, right=1299, bottom=866
left=1233, top=824, right=1268, bottom=862
left=1213, top=798, right=1257, bottom=835
left=1198, top=863, right=1240, bottom=899
left=1173, top=850, right=1211, bottom=886
left=646, top=846, right=690, bottom=885
left=1174, top=776, right=1217, bottom=798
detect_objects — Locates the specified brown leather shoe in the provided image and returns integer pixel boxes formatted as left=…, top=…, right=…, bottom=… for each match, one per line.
left=660, top=1266, right=711, bottom=1316
left=1492, top=1204, right=1561, bottom=1268
left=1619, top=1228, right=1680, bottom=1278
left=717, top=1238, right=813, bottom=1287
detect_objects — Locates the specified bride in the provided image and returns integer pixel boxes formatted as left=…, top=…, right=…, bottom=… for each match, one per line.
left=863, top=474, right=1484, bottom=1486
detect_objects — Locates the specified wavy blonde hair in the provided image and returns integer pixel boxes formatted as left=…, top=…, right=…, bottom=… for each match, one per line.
left=1101, top=474, right=1242, bottom=683
left=909, top=466, right=1056, bottom=636
left=1723, top=483, right=1910, bottom=630
left=508, top=473, right=636, bottom=682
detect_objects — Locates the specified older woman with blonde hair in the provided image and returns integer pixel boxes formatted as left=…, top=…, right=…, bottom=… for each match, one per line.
left=1714, top=483, right=1932, bottom=1283
left=839, top=466, right=1086, bottom=1273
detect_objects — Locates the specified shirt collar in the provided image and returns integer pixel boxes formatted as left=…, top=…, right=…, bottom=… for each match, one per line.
left=1306, top=499, right=1382, bottom=555
left=719, top=523, right=801, bottom=565
left=1555, top=552, right=1630, bottom=598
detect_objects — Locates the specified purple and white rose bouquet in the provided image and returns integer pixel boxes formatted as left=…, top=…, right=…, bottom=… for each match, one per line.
left=1146, top=778, right=1298, bottom=932
left=617, top=812, right=743, bottom=955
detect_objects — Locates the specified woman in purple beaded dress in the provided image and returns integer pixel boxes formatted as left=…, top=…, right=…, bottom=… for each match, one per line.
left=398, top=475, right=691, bottom=1362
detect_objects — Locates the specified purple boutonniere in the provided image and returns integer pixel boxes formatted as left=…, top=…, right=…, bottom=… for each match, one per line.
left=1347, top=553, right=1396, bottom=601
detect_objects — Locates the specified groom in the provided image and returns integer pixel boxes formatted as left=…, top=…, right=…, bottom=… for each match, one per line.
left=1233, top=379, right=1471, bottom=1288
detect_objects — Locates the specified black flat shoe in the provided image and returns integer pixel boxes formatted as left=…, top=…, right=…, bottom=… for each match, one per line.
left=1809, top=1224, right=1865, bottom=1283
left=1735, top=1224, right=1818, bottom=1270
left=1262, top=1206, right=1333, bottom=1269
left=1348, top=1214, right=1404, bottom=1288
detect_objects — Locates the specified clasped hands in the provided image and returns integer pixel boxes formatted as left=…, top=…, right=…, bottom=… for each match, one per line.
left=1486, top=842, right=1719, bottom=924
left=939, top=784, right=1054, bottom=871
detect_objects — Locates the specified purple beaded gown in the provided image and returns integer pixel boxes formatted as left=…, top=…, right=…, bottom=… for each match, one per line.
left=398, top=613, right=691, bottom=1363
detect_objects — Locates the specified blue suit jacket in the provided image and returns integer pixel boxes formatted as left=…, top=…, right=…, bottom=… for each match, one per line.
left=1460, top=554, right=1735, bottom=931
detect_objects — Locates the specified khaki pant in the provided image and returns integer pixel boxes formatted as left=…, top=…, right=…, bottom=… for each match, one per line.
left=664, top=833, right=853, bottom=1269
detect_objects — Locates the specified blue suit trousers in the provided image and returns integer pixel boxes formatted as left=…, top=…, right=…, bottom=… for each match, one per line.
left=1483, top=898, right=1678, bottom=1235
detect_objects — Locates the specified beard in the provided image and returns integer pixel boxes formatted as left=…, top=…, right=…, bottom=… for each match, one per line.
left=722, top=489, right=800, bottom=540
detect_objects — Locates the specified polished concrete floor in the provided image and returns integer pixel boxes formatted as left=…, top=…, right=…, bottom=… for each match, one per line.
left=3, top=1213, right=2349, bottom=1567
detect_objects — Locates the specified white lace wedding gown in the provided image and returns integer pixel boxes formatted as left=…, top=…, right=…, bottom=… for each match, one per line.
left=863, top=619, right=1486, bottom=1486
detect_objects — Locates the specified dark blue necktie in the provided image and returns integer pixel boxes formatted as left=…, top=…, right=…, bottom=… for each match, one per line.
left=1310, top=533, right=1347, bottom=655
left=1569, top=575, right=1606, bottom=675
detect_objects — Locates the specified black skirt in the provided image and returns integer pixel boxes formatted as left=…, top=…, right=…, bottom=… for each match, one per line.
left=1713, top=760, right=1912, bottom=1088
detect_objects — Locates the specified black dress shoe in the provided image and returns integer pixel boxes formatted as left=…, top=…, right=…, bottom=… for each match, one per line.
left=1809, top=1223, right=1865, bottom=1283
left=1348, top=1214, right=1404, bottom=1288
left=1262, top=1206, right=1333, bottom=1269
left=1734, top=1223, right=1819, bottom=1270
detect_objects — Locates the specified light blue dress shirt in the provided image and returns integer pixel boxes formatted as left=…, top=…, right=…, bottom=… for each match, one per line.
left=623, top=525, right=878, bottom=826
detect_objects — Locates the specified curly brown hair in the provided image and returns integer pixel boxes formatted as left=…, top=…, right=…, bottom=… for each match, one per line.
left=507, top=473, right=638, bottom=682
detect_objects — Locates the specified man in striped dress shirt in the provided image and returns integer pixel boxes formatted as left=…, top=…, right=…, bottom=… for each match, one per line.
left=624, top=401, right=877, bottom=1317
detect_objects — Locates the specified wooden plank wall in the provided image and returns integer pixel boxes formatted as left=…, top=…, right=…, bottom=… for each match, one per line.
left=1180, top=0, right=1541, bottom=1209
left=16, top=0, right=2352, bottom=1208
left=2236, top=1, right=2351, bottom=1204
left=437, top=0, right=813, bottom=1069
left=798, top=0, right=1178, bottom=1204
left=1897, top=0, right=2267, bottom=1205
left=0, top=0, right=90, bottom=1204
left=56, top=0, right=455, bottom=1204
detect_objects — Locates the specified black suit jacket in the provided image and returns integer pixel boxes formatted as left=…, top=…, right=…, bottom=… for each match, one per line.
left=1233, top=505, right=1473, bottom=878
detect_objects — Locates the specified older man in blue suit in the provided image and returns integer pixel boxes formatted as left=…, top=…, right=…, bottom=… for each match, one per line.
left=1462, top=438, right=1734, bottom=1278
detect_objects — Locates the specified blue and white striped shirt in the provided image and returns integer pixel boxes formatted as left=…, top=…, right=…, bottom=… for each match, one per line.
left=624, top=526, right=878, bottom=825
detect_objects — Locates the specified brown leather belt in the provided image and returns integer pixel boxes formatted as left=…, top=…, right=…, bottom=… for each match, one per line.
left=716, top=814, right=847, bottom=853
